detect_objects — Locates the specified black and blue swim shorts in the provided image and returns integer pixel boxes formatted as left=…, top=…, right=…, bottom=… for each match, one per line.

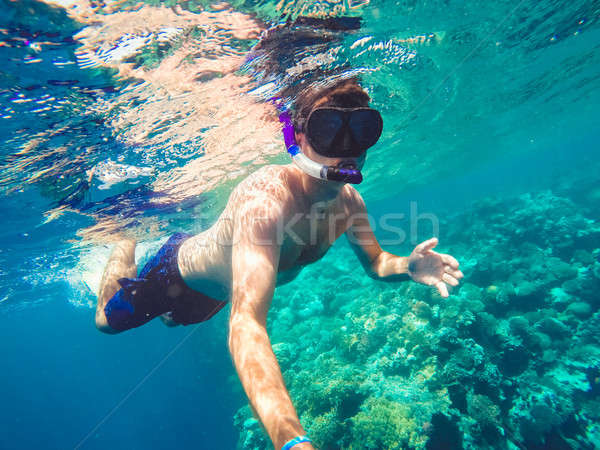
left=104, top=232, right=227, bottom=331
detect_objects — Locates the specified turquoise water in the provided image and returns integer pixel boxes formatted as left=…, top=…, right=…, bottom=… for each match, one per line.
left=1, top=0, right=599, bottom=448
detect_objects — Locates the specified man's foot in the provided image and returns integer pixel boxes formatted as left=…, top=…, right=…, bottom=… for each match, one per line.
left=160, top=312, right=180, bottom=327
left=95, top=238, right=137, bottom=333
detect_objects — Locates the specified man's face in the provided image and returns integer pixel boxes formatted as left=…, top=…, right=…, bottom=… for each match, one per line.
left=295, top=96, right=368, bottom=176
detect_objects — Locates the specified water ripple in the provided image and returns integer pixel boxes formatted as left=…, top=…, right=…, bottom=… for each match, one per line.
left=0, top=0, right=599, bottom=307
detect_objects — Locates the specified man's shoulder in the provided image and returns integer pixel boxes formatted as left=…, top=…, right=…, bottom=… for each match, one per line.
left=239, top=164, right=289, bottom=185
left=231, top=164, right=294, bottom=211
left=253, top=164, right=290, bottom=179
left=339, top=184, right=365, bottom=210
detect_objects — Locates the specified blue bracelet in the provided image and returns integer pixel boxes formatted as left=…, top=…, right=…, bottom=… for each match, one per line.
left=281, top=435, right=311, bottom=450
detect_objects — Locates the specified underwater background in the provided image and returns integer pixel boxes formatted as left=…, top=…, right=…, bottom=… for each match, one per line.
left=1, top=0, right=599, bottom=448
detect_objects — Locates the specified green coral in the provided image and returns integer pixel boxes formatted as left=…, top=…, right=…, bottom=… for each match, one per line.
left=467, top=393, right=500, bottom=428
left=349, top=397, right=419, bottom=449
left=304, top=408, right=345, bottom=450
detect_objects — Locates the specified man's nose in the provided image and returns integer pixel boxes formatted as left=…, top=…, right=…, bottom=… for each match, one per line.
left=342, top=129, right=353, bottom=146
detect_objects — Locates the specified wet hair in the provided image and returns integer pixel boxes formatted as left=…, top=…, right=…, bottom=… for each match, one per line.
left=244, top=15, right=368, bottom=128
left=250, top=16, right=362, bottom=80
left=292, top=78, right=371, bottom=130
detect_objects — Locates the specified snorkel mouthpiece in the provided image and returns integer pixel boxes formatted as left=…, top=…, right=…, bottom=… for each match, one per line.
left=273, top=98, right=363, bottom=185
left=324, top=166, right=363, bottom=184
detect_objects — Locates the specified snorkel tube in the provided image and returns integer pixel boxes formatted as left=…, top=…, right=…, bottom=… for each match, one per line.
left=274, top=101, right=363, bottom=184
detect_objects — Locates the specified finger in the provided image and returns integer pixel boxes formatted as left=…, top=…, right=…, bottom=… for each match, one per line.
left=441, top=254, right=459, bottom=269
left=436, top=281, right=449, bottom=298
left=444, top=266, right=464, bottom=279
left=442, top=273, right=459, bottom=286
left=415, top=237, right=438, bottom=253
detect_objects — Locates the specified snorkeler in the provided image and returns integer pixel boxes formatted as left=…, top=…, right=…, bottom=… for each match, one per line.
left=94, top=79, right=463, bottom=450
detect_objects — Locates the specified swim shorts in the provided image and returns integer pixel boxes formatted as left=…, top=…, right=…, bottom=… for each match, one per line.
left=104, top=232, right=227, bottom=331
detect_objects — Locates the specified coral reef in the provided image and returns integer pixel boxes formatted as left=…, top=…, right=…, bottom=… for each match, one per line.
left=234, top=188, right=600, bottom=449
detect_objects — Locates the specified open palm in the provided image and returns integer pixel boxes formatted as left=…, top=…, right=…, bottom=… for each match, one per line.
left=407, top=238, right=463, bottom=297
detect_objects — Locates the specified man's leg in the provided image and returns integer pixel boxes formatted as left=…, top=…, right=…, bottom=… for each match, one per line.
left=95, top=239, right=137, bottom=334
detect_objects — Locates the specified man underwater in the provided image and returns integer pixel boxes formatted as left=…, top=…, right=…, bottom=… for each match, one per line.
left=94, top=78, right=463, bottom=450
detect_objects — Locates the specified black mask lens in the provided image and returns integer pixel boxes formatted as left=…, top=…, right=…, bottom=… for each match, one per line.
left=348, top=109, right=383, bottom=150
left=306, top=107, right=382, bottom=157
left=305, top=109, right=343, bottom=154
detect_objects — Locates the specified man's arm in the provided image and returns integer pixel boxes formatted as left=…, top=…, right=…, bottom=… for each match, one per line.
left=228, top=199, right=313, bottom=450
left=343, top=188, right=463, bottom=296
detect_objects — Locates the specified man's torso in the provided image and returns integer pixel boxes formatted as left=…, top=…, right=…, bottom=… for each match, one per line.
left=177, top=164, right=358, bottom=300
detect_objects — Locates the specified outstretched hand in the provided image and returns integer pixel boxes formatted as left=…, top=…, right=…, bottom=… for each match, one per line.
left=407, top=237, right=463, bottom=297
